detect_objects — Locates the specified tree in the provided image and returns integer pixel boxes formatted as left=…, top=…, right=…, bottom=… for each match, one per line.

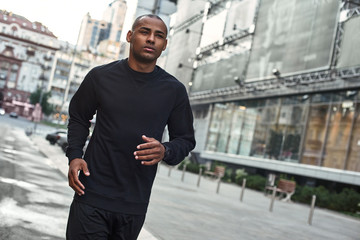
left=29, top=88, right=54, bottom=116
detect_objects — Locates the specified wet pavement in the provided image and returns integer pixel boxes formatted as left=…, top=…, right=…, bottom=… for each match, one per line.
left=0, top=123, right=72, bottom=239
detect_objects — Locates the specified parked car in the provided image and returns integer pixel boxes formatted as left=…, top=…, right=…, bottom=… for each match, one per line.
left=56, top=132, right=91, bottom=153
left=9, top=112, right=18, bottom=118
left=0, top=108, right=5, bottom=115
left=56, top=132, right=68, bottom=152
left=45, top=130, right=67, bottom=145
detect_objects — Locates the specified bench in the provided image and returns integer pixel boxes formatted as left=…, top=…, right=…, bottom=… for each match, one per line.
left=266, top=179, right=296, bottom=202
left=204, top=166, right=225, bottom=179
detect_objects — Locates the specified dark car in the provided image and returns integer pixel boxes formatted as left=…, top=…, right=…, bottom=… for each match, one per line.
left=45, top=130, right=67, bottom=145
left=56, top=132, right=91, bottom=153
left=9, top=112, right=18, bottom=118
left=56, top=132, right=68, bottom=152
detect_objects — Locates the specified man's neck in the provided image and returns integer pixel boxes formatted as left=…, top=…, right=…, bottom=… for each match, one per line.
left=127, top=57, right=156, bottom=73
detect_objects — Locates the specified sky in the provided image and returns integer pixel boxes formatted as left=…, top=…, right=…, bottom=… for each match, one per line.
left=0, top=0, right=117, bottom=44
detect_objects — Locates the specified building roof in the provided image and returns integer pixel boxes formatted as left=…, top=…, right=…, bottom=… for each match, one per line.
left=0, top=10, right=57, bottom=38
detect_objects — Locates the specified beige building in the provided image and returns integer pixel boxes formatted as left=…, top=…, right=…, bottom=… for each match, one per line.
left=77, top=13, right=110, bottom=52
left=77, top=0, right=127, bottom=59
left=0, top=10, right=59, bottom=117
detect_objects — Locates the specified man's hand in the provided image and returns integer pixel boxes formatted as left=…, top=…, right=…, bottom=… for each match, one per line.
left=134, top=135, right=165, bottom=166
left=68, top=158, right=90, bottom=196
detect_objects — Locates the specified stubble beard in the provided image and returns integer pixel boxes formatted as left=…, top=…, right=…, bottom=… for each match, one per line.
left=131, top=49, right=159, bottom=64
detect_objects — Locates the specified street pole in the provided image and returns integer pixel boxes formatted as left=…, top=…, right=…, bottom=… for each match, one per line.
left=33, top=53, right=52, bottom=133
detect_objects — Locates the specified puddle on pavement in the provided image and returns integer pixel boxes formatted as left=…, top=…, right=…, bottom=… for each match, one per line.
left=0, top=194, right=69, bottom=238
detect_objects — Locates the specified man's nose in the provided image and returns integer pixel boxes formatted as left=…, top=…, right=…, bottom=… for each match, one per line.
left=146, top=33, right=155, bottom=44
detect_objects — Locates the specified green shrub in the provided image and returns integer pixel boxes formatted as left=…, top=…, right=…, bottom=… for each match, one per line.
left=186, top=162, right=200, bottom=173
left=293, top=185, right=330, bottom=207
left=245, top=175, right=266, bottom=191
left=332, top=188, right=360, bottom=212
left=234, top=169, right=248, bottom=185
left=179, top=159, right=200, bottom=174
left=313, top=186, right=331, bottom=208
left=293, top=185, right=360, bottom=215
left=223, top=168, right=233, bottom=183
left=293, top=185, right=314, bottom=203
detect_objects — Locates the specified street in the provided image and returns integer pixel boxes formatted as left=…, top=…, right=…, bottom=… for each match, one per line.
left=0, top=115, right=72, bottom=239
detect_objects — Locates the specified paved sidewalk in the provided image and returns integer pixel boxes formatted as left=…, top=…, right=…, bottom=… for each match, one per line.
left=31, top=133, right=360, bottom=240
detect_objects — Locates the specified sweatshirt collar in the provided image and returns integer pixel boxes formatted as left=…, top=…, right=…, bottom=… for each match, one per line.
left=123, top=58, right=160, bottom=78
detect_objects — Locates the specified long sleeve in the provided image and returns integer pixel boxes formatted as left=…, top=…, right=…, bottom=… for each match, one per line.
left=162, top=84, right=196, bottom=165
left=66, top=70, right=98, bottom=163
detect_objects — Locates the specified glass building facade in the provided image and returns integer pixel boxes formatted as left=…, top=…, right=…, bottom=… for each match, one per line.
left=164, top=0, right=360, bottom=185
left=204, top=90, right=360, bottom=172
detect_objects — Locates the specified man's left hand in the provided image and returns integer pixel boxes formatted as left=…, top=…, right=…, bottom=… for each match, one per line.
left=134, top=135, right=165, bottom=165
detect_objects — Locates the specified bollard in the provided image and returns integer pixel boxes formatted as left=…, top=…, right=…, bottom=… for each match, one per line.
left=269, top=186, right=277, bottom=212
left=181, top=164, right=187, bottom=182
left=308, top=195, right=316, bottom=225
left=197, top=168, right=202, bottom=187
left=168, top=166, right=172, bottom=177
left=216, top=177, right=221, bottom=194
left=240, top=178, right=246, bottom=202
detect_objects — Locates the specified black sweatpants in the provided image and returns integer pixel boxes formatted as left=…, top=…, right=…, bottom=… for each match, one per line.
left=66, top=200, right=145, bottom=240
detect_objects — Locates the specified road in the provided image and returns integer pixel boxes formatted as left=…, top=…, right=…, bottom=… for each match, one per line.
left=0, top=116, right=157, bottom=240
left=0, top=115, right=73, bottom=239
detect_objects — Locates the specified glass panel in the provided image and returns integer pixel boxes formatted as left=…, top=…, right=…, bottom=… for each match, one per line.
left=0, top=61, right=9, bottom=80
left=239, top=108, right=257, bottom=156
left=7, top=81, right=15, bottom=88
left=8, top=72, right=16, bottom=82
left=311, top=93, right=332, bottom=103
left=323, top=102, right=354, bottom=169
left=282, top=95, right=309, bottom=105
left=206, top=103, right=226, bottom=151
left=278, top=105, right=308, bottom=162
left=266, top=128, right=283, bottom=159
left=9, top=67, right=17, bottom=82
left=0, top=79, right=5, bottom=88
left=216, top=103, right=234, bottom=153
left=301, top=104, right=329, bottom=166
left=347, top=103, right=360, bottom=171
left=265, top=98, right=280, bottom=107
left=263, top=102, right=281, bottom=159
left=251, top=107, right=268, bottom=158
left=0, top=61, right=9, bottom=69
left=227, top=105, right=246, bottom=154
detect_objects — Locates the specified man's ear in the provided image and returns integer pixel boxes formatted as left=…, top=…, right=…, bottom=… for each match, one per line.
left=126, top=30, right=132, bottom=43
left=162, top=39, right=168, bottom=51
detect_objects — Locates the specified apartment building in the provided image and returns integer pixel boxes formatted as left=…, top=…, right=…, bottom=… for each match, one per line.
left=0, top=10, right=59, bottom=117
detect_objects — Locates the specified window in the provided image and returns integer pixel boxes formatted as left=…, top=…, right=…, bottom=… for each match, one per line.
left=322, top=102, right=354, bottom=169
left=8, top=64, right=19, bottom=84
left=302, top=104, right=329, bottom=166
left=347, top=102, right=360, bottom=171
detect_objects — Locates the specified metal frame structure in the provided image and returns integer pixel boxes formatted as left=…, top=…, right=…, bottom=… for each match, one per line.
left=188, top=0, right=360, bottom=105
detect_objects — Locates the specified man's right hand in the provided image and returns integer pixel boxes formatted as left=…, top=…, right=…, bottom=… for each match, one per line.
left=68, top=158, right=90, bottom=196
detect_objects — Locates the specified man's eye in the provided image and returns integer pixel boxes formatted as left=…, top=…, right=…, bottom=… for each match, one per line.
left=156, top=34, right=164, bottom=38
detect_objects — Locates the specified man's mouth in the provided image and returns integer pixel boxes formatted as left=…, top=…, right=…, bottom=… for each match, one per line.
left=144, top=46, right=155, bottom=52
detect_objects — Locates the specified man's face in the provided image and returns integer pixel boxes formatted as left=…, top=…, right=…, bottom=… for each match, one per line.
left=126, top=17, right=168, bottom=64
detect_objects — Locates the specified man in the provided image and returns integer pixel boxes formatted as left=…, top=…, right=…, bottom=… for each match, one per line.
left=65, top=14, right=196, bottom=239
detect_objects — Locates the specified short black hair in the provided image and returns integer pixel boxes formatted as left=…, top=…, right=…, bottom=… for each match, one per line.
left=131, top=14, right=168, bottom=36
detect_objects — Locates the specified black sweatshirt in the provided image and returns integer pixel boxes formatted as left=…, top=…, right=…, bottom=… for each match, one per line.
left=66, top=59, right=195, bottom=215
